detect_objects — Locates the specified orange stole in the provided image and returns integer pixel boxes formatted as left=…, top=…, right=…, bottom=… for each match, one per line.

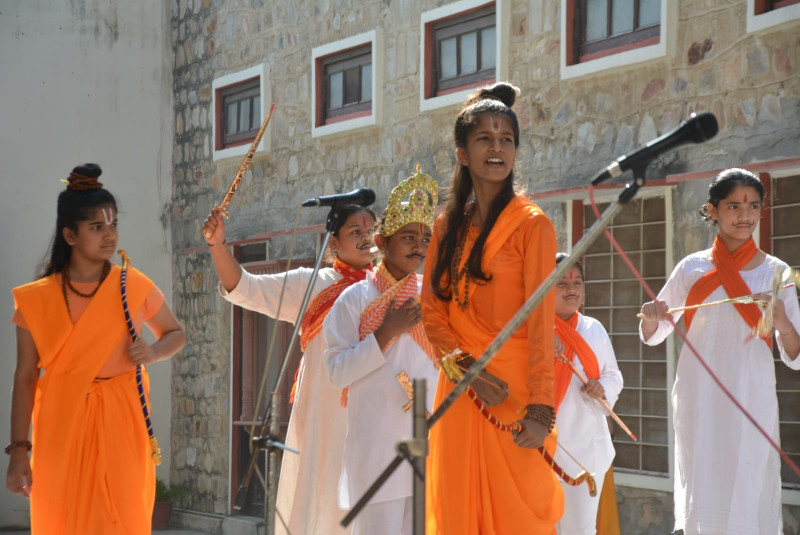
left=13, top=266, right=156, bottom=534
left=424, top=196, right=563, bottom=535
left=553, top=313, right=600, bottom=413
left=684, top=237, right=769, bottom=346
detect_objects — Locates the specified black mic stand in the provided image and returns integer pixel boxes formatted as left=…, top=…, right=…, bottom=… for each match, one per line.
left=232, top=208, right=342, bottom=535
left=341, top=174, right=648, bottom=535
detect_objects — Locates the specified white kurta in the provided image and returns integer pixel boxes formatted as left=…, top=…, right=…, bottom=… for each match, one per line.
left=554, top=313, right=623, bottom=535
left=220, top=266, right=351, bottom=535
left=323, top=276, right=440, bottom=511
left=640, top=251, right=800, bottom=535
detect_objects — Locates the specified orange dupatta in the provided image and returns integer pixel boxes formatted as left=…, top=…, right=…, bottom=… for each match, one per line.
left=553, top=313, right=600, bottom=413
left=684, top=237, right=769, bottom=346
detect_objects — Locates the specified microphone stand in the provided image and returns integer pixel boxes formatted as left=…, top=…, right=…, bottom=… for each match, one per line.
left=341, top=175, right=647, bottom=534
left=232, top=207, right=341, bottom=534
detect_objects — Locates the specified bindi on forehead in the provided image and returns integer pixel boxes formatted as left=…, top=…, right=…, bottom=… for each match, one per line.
left=743, top=193, right=748, bottom=203
left=568, top=271, right=574, bottom=280
left=490, top=116, right=501, bottom=133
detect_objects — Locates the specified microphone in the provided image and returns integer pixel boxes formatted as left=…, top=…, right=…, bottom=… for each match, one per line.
left=301, top=187, right=376, bottom=208
left=591, top=112, right=718, bottom=186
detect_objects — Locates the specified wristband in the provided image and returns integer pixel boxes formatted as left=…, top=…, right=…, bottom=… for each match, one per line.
left=4, top=441, right=32, bottom=455
left=524, top=404, right=556, bottom=433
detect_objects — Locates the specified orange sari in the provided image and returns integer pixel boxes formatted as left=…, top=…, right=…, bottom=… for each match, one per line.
left=422, top=195, right=564, bottom=535
left=13, top=266, right=157, bottom=534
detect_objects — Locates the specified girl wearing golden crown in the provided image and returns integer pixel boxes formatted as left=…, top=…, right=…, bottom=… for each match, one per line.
left=421, top=83, right=563, bottom=534
left=203, top=203, right=376, bottom=535
left=322, top=169, right=440, bottom=535
left=7, top=164, right=186, bottom=534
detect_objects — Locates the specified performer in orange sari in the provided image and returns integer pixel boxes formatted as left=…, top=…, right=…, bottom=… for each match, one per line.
left=6, top=164, right=186, bottom=534
left=422, top=83, right=563, bottom=535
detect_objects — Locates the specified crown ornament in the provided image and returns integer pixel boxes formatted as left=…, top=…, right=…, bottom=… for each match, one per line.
left=380, top=164, right=439, bottom=237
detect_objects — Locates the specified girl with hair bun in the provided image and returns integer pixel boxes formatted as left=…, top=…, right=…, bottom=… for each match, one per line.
left=422, top=83, right=564, bottom=534
left=640, top=168, right=800, bottom=534
left=7, top=164, right=186, bottom=533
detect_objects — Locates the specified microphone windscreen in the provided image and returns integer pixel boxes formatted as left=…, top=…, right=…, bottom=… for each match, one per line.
left=687, top=112, right=719, bottom=143
left=362, top=188, right=376, bottom=206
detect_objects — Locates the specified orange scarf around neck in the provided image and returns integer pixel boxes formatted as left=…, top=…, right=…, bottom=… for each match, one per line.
left=553, top=313, right=600, bottom=413
left=340, top=260, right=437, bottom=406
left=299, top=257, right=371, bottom=351
left=684, top=237, right=769, bottom=346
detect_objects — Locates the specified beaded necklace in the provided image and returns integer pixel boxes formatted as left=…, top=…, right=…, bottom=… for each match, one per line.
left=61, top=260, right=111, bottom=315
left=451, top=206, right=477, bottom=309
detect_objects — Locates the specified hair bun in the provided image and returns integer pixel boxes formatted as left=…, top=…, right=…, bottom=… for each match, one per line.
left=66, top=163, right=103, bottom=191
left=467, top=82, right=520, bottom=108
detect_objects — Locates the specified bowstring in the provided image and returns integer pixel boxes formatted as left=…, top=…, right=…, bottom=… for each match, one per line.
left=588, top=185, right=800, bottom=480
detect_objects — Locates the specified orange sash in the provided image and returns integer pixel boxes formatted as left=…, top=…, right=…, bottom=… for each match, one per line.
left=339, top=260, right=437, bottom=407
left=299, top=258, right=371, bottom=351
left=553, top=313, right=600, bottom=413
left=13, top=265, right=154, bottom=534
left=684, top=237, right=769, bottom=346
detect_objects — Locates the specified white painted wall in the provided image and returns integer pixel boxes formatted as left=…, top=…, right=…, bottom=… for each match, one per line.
left=0, top=1, right=173, bottom=527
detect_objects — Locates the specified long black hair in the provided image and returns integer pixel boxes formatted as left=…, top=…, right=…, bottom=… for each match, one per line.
left=38, top=163, right=117, bottom=277
left=699, top=168, right=765, bottom=224
left=431, top=82, right=522, bottom=300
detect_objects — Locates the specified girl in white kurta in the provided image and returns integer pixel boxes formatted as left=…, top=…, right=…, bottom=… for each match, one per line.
left=324, top=172, right=441, bottom=535
left=203, top=204, right=377, bottom=535
left=552, top=255, right=623, bottom=535
left=640, top=169, right=800, bottom=535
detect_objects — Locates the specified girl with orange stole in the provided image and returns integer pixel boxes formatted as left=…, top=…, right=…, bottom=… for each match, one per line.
left=640, top=168, right=800, bottom=535
left=421, top=83, right=564, bottom=534
left=6, top=164, right=186, bottom=534
left=552, top=254, right=622, bottom=535
left=323, top=168, right=440, bottom=535
left=203, top=203, right=376, bottom=535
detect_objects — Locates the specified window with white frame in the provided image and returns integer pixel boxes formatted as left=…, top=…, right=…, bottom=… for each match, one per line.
left=747, top=0, right=800, bottom=33
left=769, top=174, right=800, bottom=489
left=312, top=31, right=382, bottom=138
left=579, top=194, right=671, bottom=477
left=212, top=64, right=271, bottom=161
left=560, top=0, right=674, bottom=80
left=420, top=0, right=508, bottom=111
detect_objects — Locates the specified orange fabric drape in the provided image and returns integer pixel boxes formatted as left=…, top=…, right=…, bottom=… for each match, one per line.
left=553, top=313, right=600, bottom=413
left=422, top=195, right=563, bottom=535
left=684, top=237, right=769, bottom=346
left=596, top=466, right=621, bottom=535
left=13, top=266, right=156, bottom=535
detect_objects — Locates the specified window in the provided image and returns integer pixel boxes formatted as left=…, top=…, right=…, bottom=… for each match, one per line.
left=573, top=0, right=660, bottom=62
left=322, top=46, right=372, bottom=121
left=312, top=31, right=383, bottom=138
left=220, top=79, right=261, bottom=147
left=579, top=194, right=671, bottom=478
left=769, top=174, right=800, bottom=489
left=420, top=0, right=508, bottom=111
left=560, top=0, right=673, bottom=80
left=432, top=5, right=495, bottom=95
left=212, top=63, right=271, bottom=161
left=747, top=0, right=800, bottom=32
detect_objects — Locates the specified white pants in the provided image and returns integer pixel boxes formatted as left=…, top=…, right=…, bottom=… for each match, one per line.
left=351, top=496, right=413, bottom=535
left=556, top=469, right=607, bottom=535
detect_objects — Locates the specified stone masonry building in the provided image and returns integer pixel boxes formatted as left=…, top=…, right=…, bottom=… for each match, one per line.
left=169, top=0, right=800, bottom=532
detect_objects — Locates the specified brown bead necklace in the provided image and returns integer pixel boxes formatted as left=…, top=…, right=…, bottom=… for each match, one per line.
left=61, top=261, right=111, bottom=315
left=451, top=206, right=477, bottom=309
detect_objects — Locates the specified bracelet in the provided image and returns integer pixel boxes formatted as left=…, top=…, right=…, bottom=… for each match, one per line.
left=208, top=240, right=227, bottom=247
left=4, top=441, right=32, bottom=455
left=524, top=404, right=556, bottom=433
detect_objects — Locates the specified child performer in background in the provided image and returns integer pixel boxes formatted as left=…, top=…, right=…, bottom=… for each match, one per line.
left=640, top=168, right=800, bottom=535
left=552, top=253, right=623, bottom=535
left=203, top=203, right=376, bottom=535
left=421, top=82, right=563, bottom=534
left=323, top=168, right=440, bottom=535
left=7, top=164, right=186, bottom=534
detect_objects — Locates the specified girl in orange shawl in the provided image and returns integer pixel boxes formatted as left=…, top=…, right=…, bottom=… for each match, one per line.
left=6, top=164, right=186, bottom=534
left=640, top=169, right=800, bottom=534
left=421, top=83, right=564, bottom=534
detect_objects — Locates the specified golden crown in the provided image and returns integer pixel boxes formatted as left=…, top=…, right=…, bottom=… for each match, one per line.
left=380, top=164, right=439, bottom=237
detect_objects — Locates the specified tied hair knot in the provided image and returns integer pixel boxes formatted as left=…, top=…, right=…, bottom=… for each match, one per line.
left=64, top=172, right=103, bottom=191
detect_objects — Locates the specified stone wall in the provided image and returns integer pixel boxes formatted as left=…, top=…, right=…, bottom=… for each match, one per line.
left=169, top=0, right=800, bottom=519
